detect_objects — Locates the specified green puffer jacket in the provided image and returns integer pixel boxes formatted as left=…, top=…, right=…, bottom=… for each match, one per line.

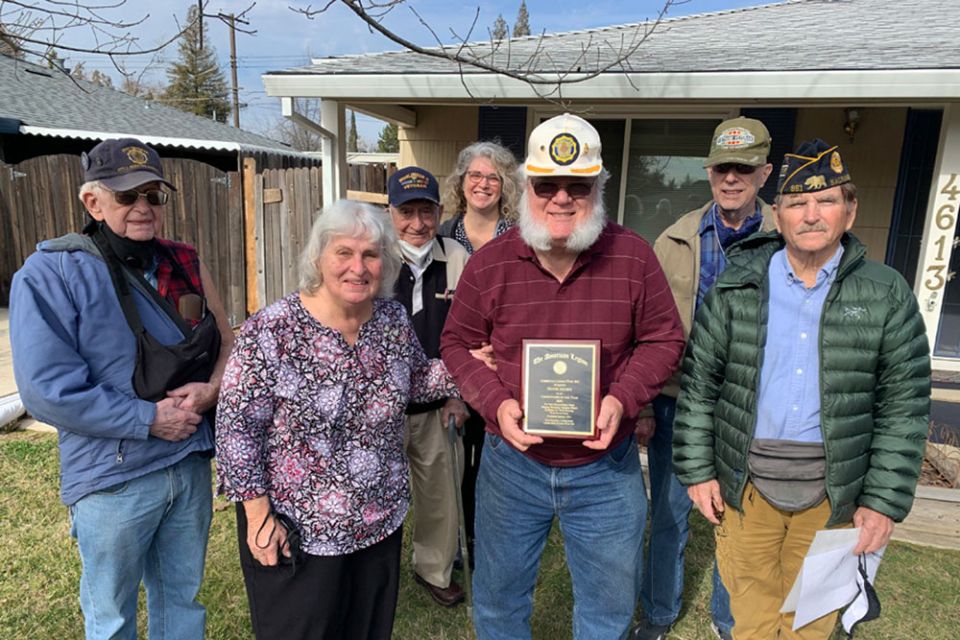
left=673, top=231, right=931, bottom=526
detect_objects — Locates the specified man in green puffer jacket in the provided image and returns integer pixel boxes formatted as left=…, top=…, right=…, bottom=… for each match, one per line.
left=673, top=139, right=930, bottom=640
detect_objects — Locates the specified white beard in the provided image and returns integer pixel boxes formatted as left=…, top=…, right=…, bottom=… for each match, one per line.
left=518, top=189, right=606, bottom=253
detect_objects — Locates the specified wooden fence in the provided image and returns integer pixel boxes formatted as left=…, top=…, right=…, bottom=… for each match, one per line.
left=0, top=154, right=247, bottom=325
left=1, top=153, right=391, bottom=320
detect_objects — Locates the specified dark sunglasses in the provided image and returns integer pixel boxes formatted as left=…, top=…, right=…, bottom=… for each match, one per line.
left=712, top=163, right=757, bottom=175
left=531, top=180, right=594, bottom=199
left=111, top=188, right=169, bottom=206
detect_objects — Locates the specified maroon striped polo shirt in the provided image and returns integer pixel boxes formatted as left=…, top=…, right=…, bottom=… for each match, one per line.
left=441, top=222, right=684, bottom=466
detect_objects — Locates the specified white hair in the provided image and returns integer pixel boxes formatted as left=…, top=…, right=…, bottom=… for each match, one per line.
left=299, top=199, right=401, bottom=297
left=517, top=170, right=609, bottom=252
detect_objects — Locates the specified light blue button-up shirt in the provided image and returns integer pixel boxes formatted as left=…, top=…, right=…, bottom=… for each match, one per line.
left=754, top=245, right=844, bottom=442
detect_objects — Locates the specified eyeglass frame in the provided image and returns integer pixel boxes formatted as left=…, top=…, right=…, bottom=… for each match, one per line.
left=530, top=179, right=595, bottom=200
left=101, top=184, right=170, bottom=206
left=465, top=170, right=502, bottom=185
left=710, top=163, right=759, bottom=175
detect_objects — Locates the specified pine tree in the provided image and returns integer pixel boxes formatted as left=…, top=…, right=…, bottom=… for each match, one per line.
left=377, top=123, right=399, bottom=153
left=89, top=69, right=114, bottom=88
left=162, top=6, right=231, bottom=122
left=70, top=61, right=87, bottom=81
left=347, top=111, right=359, bottom=152
left=513, top=1, right=531, bottom=37
left=492, top=14, right=508, bottom=41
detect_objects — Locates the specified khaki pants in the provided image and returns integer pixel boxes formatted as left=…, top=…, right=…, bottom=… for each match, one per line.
left=404, top=409, right=462, bottom=588
left=715, top=482, right=851, bottom=640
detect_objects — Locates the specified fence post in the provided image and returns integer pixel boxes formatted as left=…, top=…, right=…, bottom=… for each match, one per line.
left=242, top=156, right=262, bottom=315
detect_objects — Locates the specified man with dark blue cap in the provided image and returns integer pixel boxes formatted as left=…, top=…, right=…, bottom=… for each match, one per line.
left=387, top=166, right=471, bottom=606
left=10, top=138, right=233, bottom=639
left=672, top=139, right=930, bottom=638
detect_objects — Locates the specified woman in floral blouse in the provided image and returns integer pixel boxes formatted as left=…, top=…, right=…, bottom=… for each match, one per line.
left=216, top=200, right=459, bottom=640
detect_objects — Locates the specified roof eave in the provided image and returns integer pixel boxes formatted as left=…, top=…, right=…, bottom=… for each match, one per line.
left=262, top=69, right=960, bottom=102
left=18, top=125, right=302, bottom=156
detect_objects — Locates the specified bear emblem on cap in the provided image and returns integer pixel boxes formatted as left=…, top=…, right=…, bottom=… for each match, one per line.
left=549, top=133, right=580, bottom=166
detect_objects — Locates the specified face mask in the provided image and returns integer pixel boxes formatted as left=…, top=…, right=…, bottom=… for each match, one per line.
left=399, top=238, right=435, bottom=267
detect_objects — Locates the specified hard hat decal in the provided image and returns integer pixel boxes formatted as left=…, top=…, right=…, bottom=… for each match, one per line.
left=549, top=133, right=580, bottom=166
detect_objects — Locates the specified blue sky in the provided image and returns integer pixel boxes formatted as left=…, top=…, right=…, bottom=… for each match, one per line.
left=57, top=0, right=772, bottom=143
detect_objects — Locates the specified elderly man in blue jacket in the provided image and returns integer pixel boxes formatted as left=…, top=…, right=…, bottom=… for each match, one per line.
left=10, top=139, right=232, bottom=639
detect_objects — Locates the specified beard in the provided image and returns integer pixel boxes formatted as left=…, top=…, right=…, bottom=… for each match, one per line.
left=518, top=187, right=607, bottom=253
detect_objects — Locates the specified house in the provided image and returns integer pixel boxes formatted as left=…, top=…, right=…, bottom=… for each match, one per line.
left=262, top=0, right=960, bottom=371
left=0, top=53, right=321, bottom=316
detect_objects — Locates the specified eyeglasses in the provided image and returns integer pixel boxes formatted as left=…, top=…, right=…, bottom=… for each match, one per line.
left=465, top=171, right=502, bottom=185
left=531, top=180, right=594, bottom=200
left=106, top=187, right=169, bottom=206
left=712, top=163, right=758, bottom=175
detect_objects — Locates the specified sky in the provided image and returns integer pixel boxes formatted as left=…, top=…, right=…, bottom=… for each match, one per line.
left=47, top=0, right=773, bottom=145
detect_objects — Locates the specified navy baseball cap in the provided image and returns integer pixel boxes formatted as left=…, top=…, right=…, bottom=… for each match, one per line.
left=81, top=138, right=176, bottom=191
left=388, top=166, right=440, bottom=207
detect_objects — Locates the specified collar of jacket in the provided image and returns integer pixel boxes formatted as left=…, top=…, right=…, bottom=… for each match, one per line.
left=716, top=231, right=867, bottom=289
left=663, top=198, right=777, bottom=245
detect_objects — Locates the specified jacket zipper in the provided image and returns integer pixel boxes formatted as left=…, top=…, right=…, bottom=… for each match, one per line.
left=116, top=440, right=124, bottom=464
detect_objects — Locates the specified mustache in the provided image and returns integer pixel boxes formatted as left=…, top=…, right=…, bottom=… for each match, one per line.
left=797, top=223, right=829, bottom=234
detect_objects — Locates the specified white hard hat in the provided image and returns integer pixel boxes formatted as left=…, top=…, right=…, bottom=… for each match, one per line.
left=524, top=113, right=603, bottom=177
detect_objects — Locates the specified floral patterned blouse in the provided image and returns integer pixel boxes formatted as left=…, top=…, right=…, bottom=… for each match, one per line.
left=216, top=293, right=458, bottom=555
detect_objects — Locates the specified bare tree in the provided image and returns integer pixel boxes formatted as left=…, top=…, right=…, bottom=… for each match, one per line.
left=491, top=14, right=507, bottom=41
left=0, top=1, right=253, bottom=78
left=290, top=0, right=681, bottom=101
left=273, top=98, right=324, bottom=151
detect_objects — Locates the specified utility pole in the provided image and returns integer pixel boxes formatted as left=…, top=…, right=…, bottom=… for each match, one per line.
left=199, top=7, right=252, bottom=129
left=227, top=13, right=240, bottom=128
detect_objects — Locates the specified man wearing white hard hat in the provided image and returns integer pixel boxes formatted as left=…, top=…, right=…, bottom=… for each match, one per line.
left=441, top=114, right=684, bottom=638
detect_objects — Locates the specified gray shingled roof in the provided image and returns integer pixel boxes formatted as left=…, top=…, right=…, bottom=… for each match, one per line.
left=0, top=53, right=294, bottom=153
left=271, top=0, right=958, bottom=77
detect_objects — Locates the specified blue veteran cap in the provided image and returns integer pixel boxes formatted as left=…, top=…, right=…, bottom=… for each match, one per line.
left=777, top=138, right=850, bottom=195
left=388, top=166, right=440, bottom=206
left=81, top=138, right=176, bottom=191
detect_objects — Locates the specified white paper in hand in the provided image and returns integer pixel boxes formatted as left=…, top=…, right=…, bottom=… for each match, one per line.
left=780, top=528, right=885, bottom=631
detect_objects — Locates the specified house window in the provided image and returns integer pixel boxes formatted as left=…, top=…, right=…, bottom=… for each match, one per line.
left=622, top=119, right=719, bottom=242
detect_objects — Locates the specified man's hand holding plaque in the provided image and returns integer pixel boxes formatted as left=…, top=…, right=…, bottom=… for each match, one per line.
left=521, top=340, right=601, bottom=440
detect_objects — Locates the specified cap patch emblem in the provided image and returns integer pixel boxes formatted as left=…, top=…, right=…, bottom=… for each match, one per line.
left=123, top=146, right=149, bottom=166
left=804, top=175, right=827, bottom=190
left=716, top=127, right=756, bottom=148
left=830, top=151, right=844, bottom=174
left=549, top=133, right=580, bottom=166
left=399, top=172, right=430, bottom=190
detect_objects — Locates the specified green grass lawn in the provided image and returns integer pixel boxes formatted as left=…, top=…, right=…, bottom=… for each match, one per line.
left=2, top=430, right=958, bottom=639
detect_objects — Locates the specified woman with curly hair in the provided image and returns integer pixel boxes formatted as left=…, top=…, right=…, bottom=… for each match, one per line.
left=439, top=140, right=521, bottom=254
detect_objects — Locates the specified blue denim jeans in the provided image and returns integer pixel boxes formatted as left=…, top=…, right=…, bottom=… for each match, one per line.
left=70, top=453, right=213, bottom=640
left=640, top=395, right=733, bottom=634
left=473, top=433, right=647, bottom=640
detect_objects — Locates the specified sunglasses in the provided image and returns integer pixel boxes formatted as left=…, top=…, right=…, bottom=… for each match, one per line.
left=465, top=171, right=502, bottom=185
left=109, top=188, right=169, bottom=206
left=712, top=163, right=758, bottom=175
left=531, top=180, right=594, bottom=200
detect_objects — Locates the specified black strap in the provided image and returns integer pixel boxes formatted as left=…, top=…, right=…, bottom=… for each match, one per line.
left=91, top=230, right=192, bottom=337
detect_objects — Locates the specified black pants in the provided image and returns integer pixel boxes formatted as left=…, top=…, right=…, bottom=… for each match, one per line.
left=236, top=504, right=402, bottom=640
left=461, top=405, right=485, bottom=544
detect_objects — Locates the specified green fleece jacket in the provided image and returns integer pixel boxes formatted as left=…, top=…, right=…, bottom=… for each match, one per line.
left=673, top=231, right=931, bottom=526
